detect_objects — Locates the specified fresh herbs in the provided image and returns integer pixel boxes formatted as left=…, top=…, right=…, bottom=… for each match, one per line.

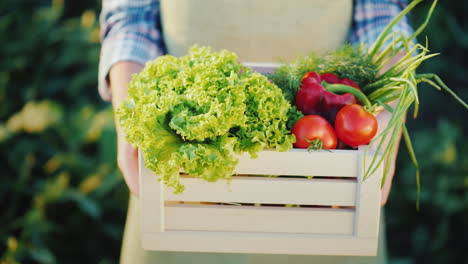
left=118, top=46, right=295, bottom=193
left=268, top=45, right=378, bottom=104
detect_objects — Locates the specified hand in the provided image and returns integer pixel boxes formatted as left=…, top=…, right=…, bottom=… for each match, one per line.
left=371, top=101, right=402, bottom=206
left=109, top=61, right=144, bottom=196
left=375, top=52, right=406, bottom=206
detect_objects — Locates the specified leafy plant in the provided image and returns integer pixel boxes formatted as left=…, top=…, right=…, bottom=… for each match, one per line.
left=119, top=46, right=295, bottom=193
left=0, top=1, right=127, bottom=263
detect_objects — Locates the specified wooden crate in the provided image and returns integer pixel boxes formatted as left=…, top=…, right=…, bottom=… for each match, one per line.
left=139, top=147, right=383, bottom=256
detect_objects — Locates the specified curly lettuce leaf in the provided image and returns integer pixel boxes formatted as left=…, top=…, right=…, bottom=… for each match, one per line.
left=118, top=46, right=294, bottom=193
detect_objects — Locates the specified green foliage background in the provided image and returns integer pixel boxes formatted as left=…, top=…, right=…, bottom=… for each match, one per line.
left=0, top=1, right=128, bottom=263
left=0, top=0, right=466, bottom=263
left=385, top=1, right=468, bottom=263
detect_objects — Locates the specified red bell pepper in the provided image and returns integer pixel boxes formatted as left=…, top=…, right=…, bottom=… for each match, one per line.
left=321, top=91, right=357, bottom=124
left=295, top=72, right=367, bottom=123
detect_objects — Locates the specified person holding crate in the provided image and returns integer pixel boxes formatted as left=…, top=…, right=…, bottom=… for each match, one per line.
left=99, top=0, right=414, bottom=263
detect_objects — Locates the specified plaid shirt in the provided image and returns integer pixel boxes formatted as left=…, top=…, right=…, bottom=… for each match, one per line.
left=99, top=0, right=414, bottom=101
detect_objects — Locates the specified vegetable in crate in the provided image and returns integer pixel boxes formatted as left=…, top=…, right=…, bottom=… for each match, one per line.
left=295, top=71, right=366, bottom=123
left=335, top=104, right=378, bottom=147
left=292, top=115, right=337, bottom=150
left=117, top=46, right=295, bottom=193
left=270, top=0, right=468, bottom=195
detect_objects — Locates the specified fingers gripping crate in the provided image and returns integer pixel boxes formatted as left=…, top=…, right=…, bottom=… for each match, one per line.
left=139, top=147, right=383, bottom=256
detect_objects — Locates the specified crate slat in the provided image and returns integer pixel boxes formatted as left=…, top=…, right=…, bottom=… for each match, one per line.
left=142, top=231, right=378, bottom=256
left=236, top=149, right=358, bottom=177
left=140, top=153, right=165, bottom=232
left=165, top=204, right=354, bottom=235
left=165, top=177, right=356, bottom=206
left=354, top=148, right=383, bottom=238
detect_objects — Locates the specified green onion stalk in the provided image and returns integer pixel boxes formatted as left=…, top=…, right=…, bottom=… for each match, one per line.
left=362, top=0, right=467, bottom=209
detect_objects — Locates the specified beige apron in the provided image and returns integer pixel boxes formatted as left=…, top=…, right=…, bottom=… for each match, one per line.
left=121, top=1, right=387, bottom=263
left=161, top=0, right=352, bottom=62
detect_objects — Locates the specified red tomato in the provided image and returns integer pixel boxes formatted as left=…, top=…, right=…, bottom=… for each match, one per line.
left=292, top=115, right=337, bottom=149
left=334, top=104, right=378, bottom=147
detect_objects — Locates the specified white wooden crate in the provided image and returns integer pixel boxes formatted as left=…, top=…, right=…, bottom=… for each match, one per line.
left=139, top=147, right=383, bottom=256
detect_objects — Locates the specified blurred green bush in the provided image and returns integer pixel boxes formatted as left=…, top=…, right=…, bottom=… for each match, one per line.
left=0, top=1, right=127, bottom=263
left=386, top=1, right=468, bottom=264
left=0, top=0, right=466, bottom=264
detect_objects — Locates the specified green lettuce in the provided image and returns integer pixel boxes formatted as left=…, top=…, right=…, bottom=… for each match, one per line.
left=118, top=46, right=295, bottom=193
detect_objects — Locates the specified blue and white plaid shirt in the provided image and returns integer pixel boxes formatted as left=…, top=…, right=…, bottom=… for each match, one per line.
left=99, top=0, right=414, bottom=101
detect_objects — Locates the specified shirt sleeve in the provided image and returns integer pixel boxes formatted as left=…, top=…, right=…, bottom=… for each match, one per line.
left=98, top=0, right=165, bottom=101
left=349, top=0, right=414, bottom=48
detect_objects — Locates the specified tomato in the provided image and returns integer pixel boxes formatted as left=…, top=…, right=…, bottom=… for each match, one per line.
left=292, top=115, right=337, bottom=149
left=334, top=104, right=378, bottom=147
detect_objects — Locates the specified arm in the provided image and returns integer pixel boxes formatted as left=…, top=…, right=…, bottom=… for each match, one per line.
left=349, top=0, right=414, bottom=206
left=110, top=62, right=144, bottom=195
left=349, top=0, right=414, bottom=48
left=99, top=0, right=165, bottom=195
left=99, top=0, right=164, bottom=101
left=374, top=96, right=403, bottom=206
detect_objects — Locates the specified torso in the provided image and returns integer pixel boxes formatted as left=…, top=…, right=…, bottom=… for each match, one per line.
left=161, top=0, right=353, bottom=62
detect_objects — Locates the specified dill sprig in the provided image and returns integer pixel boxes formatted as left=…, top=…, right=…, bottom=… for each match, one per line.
left=268, top=53, right=323, bottom=103
left=319, top=44, right=378, bottom=86
left=268, top=45, right=378, bottom=104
